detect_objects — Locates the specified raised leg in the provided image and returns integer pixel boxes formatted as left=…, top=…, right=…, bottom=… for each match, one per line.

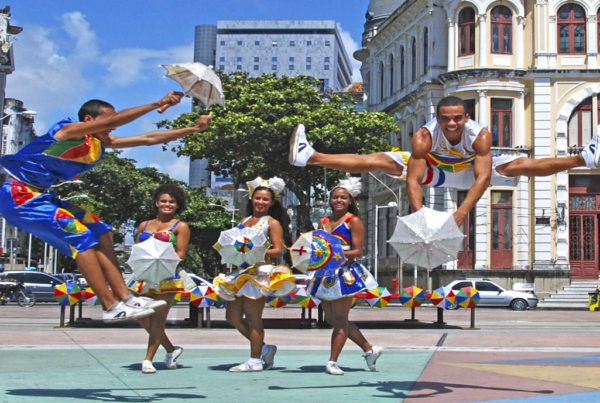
left=308, top=151, right=405, bottom=177
left=497, top=155, right=585, bottom=177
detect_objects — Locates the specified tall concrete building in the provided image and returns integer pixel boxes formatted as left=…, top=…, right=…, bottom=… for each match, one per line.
left=189, top=20, right=353, bottom=189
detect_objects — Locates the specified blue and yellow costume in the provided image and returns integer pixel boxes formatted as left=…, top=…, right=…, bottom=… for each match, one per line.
left=0, top=118, right=112, bottom=258
left=308, top=215, right=378, bottom=300
left=127, top=221, right=194, bottom=296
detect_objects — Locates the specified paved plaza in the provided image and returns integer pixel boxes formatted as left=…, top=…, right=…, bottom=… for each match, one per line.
left=1, top=303, right=600, bottom=402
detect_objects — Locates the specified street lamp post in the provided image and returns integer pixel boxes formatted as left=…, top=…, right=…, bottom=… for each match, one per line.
left=209, top=203, right=238, bottom=228
left=374, top=201, right=398, bottom=281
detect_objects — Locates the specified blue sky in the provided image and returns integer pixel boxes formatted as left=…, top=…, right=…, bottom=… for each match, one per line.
left=8, top=0, right=368, bottom=181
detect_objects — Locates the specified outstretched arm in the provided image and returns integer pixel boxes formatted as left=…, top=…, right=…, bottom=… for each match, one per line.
left=406, top=128, right=432, bottom=212
left=106, top=115, right=212, bottom=148
left=55, top=92, right=184, bottom=141
left=453, top=129, right=492, bottom=227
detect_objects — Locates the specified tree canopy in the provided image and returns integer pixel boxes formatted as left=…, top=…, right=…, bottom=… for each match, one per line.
left=158, top=72, right=397, bottom=231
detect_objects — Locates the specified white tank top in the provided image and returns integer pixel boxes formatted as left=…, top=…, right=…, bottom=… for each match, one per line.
left=422, top=118, right=487, bottom=158
left=241, top=215, right=270, bottom=241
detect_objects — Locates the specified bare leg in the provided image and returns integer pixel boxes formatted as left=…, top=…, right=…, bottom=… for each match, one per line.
left=225, top=297, right=252, bottom=340
left=75, top=248, right=117, bottom=310
left=93, top=232, right=132, bottom=301
left=137, top=294, right=176, bottom=361
left=242, top=297, right=267, bottom=359
left=497, top=155, right=585, bottom=177
left=322, top=297, right=372, bottom=362
left=307, top=151, right=404, bottom=177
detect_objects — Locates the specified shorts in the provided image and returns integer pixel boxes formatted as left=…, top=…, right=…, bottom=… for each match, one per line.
left=383, top=150, right=520, bottom=189
left=0, top=181, right=112, bottom=259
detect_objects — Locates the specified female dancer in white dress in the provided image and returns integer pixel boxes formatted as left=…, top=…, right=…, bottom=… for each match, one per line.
left=214, top=177, right=296, bottom=372
left=310, top=177, right=383, bottom=375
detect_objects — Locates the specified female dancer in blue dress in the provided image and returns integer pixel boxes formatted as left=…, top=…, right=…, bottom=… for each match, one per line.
left=214, top=177, right=296, bottom=372
left=130, top=184, right=191, bottom=374
left=311, top=177, right=383, bottom=375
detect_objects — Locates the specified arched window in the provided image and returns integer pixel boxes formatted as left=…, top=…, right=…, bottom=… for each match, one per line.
left=568, top=96, right=594, bottom=147
left=379, top=61, right=385, bottom=102
left=558, top=4, right=586, bottom=54
left=459, top=7, right=476, bottom=56
left=491, top=6, right=512, bottom=54
left=389, top=54, right=394, bottom=96
left=411, top=37, right=417, bottom=82
left=400, top=46, right=405, bottom=89
left=423, top=28, right=429, bottom=73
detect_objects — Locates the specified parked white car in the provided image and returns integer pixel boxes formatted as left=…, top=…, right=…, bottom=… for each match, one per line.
left=446, top=278, right=538, bottom=311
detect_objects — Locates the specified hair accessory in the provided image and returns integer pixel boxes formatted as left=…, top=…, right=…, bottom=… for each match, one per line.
left=246, top=176, right=286, bottom=199
left=332, top=176, right=361, bottom=198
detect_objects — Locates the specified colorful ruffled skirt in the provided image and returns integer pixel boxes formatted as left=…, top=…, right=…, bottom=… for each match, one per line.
left=307, top=261, right=378, bottom=301
left=213, top=263, right=296, bottom=301
left=127, top=270, right=196, bottom=297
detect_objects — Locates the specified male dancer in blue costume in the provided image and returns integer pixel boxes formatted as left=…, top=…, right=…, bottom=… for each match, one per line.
left=289, top=96, right=599, bottom=227
left=0, top=92, right=212, bottom=321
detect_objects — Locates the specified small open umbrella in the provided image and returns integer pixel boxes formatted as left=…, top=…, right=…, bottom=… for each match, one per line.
left=81, top=288, right=102, bottom=306
left=267, top=294, right=292, bottom=308
left=430, top=286, right=456, bottom=309
left=127, top=237, right=181, bottom=284
left=189, top=286, right=219, bottom=308
left=366, top=287, right=392, bottom=308
left=295, top=288, right=321, bottom=308
left=399, top=285, right=426, bottom=309
left=456, top=286, right=481, bottom=308
left=388, top=207, right=465, bottom=269
left=214, top=226, right=268, bottom=269
left=289, top=230, right=345, bottom=275
left=53, top=283, right=82, bottom=306
left=160, top=62, right=225, bottom=112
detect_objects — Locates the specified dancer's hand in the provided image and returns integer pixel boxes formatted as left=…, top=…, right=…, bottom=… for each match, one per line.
left=453, top=211, right=465, bottom=228
left=193, top=114, right=212, bottom=132
left=157, top=91, right=184, bottom=109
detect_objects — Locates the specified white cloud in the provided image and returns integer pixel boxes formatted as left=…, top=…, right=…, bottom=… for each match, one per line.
left=164, top=156, right=189, bottom=182
left=338, top=24, right=363, bottom=82
left=59, top=11, right=99, bottom=60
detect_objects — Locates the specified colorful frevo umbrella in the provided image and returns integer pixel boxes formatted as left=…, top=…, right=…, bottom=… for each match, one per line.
left=399, top=285, right=426, bottom=309
left=188, top=286, right=219, bottom=308
left=53, top=283, right=82, bottom=306
left=266, top=294, right=292, bottom=308
left=430, top=286, right=456, bottom=309
left=289, top=230, right=345, bottom=275
left=456, top=286, right=480, bottom=308
left=81, top=288, right=103, bottom=306
left=366, top=287, right=392, bottom=308
left=295, top=288, right=321, bottom=308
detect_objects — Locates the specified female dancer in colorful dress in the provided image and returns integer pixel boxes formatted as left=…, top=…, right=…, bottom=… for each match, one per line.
left=311, top=177, right=383, bottom=375
left=130, top=184, right=192, bottom=374
left=213, top=177, right=296, bottom=372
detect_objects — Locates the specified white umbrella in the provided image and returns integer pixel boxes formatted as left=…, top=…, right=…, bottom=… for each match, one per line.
left=388, top=207, right=465, bottom=270
left=160, top=62, right=225, bottom=112
left=213, top=227, right=268, bottom=268
left=126, top=237, right=181, bottom=284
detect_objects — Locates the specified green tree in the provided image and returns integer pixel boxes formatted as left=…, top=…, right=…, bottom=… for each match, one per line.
left=158, top=72, right=397, bottom=231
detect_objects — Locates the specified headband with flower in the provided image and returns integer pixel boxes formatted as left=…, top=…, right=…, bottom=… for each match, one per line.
left=246, top=176, right=286, bottom=200
left=331, top=176, right=361, bottom=198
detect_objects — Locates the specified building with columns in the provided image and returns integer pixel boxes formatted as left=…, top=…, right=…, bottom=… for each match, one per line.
left=354, top=0, right=600, bottom=291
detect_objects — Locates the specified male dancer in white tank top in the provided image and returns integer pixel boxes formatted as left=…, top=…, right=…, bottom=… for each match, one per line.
left=288, top=96, right=599, bottom=228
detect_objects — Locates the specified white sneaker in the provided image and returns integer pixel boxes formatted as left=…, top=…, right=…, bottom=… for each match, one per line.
left=289, top=124, right=315, bottom=166
left=581, top=135, right=600, bottom=168
left=363, top=346, right=383, bottom=372
left=229, top=361, right=263, bottom=372
left=325, top=361, right=344, bottom=375
left=125, top=296, right=167, bottom=312
left=165, top=346, right=183, bottom=369
left=102, top=301, right=154, bottom=323
left=262, top=345, right=277, bottom=370
left=142, top=360, right=156, bottom=374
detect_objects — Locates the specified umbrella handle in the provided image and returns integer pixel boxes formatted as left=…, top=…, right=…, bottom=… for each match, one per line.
left=157, top=103, right=171, bottom=114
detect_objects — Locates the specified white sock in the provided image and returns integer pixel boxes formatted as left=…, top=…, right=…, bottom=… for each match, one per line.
left=106, top=301, right=120, bottom=311
left=365, top=349, right=374, bottom=355
left=261, top=344, right=270, bottom=356
left=122, top=295, right=133, bottom=302
left=248, top=358, right=262, bottom=366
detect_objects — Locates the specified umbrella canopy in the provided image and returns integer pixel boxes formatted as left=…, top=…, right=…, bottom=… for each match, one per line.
left=295, top=288, right=321, bottom=308
left=127, top=237, right=181, bottom=284
left=399, top=285, right=426, bottom=309
left=266, top=294, right=292, bottom=308
left=214, top=226, right=268, bottom=269
left=456, top=286, right=481, bottom=308
left=189, top=286, right=219, bottom=308
left=388, top=207, right=465, bottom=269
left=53, top=283, right=82, bottom=306
left=366, top=287, right=392, bottom=308
left=430, top=286, right=457, bottom=309
left=290, top=230, right=345, bottom=274
left=81, top=288, right=102, bottom=306
left=161, top=62, right=225, bottom=110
